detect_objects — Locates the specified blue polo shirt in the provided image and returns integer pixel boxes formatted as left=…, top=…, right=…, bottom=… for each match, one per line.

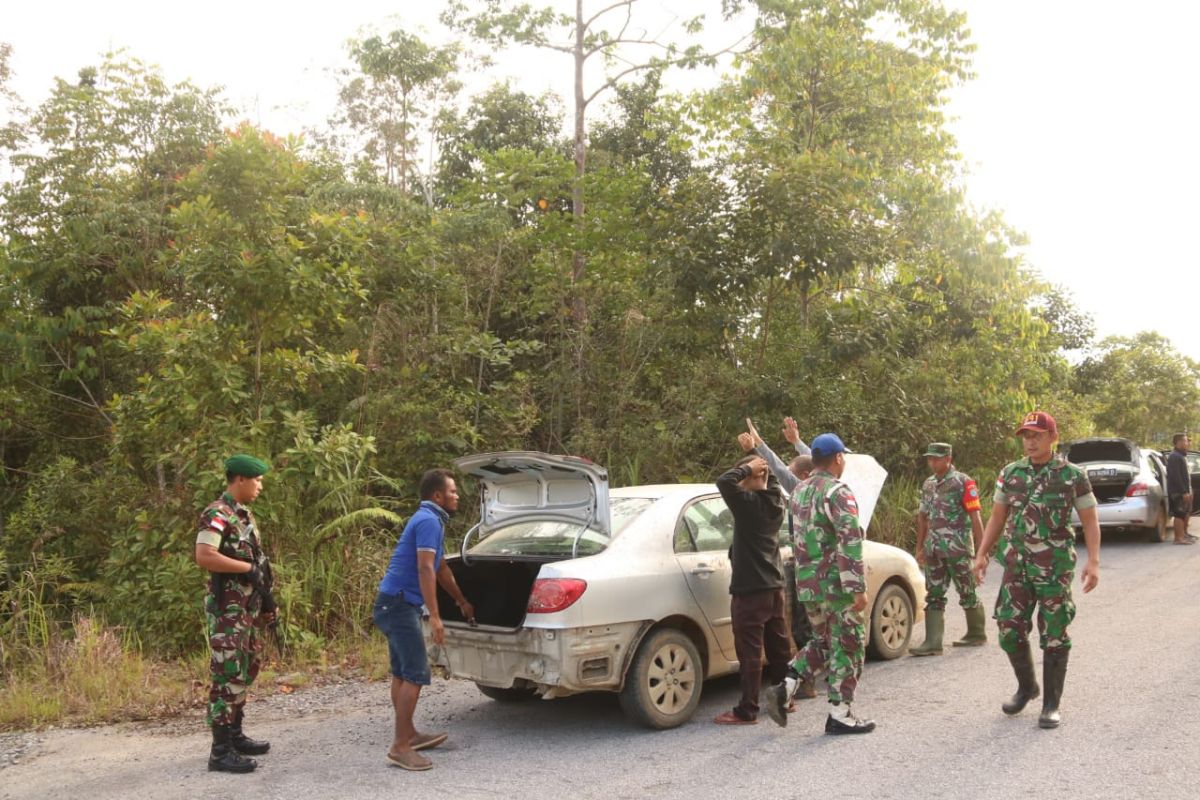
left=379, top=500, right=449, bottom=606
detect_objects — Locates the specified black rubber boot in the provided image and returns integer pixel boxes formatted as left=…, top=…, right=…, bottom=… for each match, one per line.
left=209, top=724, right=258, bottom=773
left=1039, top=650, right=1069, bottom=729
left=1001, top=641, right=1040, bottom=716
left=230, top=706, right=270, bottom=755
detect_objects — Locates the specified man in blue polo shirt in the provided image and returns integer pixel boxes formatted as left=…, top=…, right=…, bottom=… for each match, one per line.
left=373, top=468, right=475, bottom=771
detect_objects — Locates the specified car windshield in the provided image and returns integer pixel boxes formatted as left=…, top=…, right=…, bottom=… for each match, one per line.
left=468, top=496, right=655, bottom=557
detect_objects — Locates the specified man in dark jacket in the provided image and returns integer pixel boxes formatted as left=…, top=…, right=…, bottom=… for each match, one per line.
left=1167, top=433, right=1196, bottom=545
left=712, top=438, right=791, bottom=725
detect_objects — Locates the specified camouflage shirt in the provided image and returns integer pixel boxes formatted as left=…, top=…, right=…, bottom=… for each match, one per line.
left=196, top=491, right=268, bottom=603
left=993, top=456, right=1097, bottom=580
left=919, top=468, right=982, bottom=556
left=790, top=470, right=866, bottom=605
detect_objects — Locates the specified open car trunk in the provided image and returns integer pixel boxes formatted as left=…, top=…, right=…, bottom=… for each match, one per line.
left=435, top=556, right=553, bottom=629
left=1064, top=439, right=1138, bottom=503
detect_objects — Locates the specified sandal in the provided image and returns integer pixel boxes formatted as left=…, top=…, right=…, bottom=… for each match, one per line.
left=713, top=710, right=757, bottom=725
left=387, top=749, right=433, bottom=771
left=412, top=731, right=448, bottom=751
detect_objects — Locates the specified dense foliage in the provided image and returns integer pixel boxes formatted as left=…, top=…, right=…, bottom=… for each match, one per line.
left=1, top=2, right=1196, bottom=666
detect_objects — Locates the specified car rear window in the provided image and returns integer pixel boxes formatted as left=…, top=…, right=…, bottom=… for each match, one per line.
left=1066, top=441, right=1136, bottom=465
left=468, top=496, right=654, bottom=557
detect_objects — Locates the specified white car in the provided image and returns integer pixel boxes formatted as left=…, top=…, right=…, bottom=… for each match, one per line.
left=428, top=451, right=925, bottom=729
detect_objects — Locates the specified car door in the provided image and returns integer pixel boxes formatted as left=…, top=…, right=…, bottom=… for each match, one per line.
left=673, top=496, right=737, bottom=661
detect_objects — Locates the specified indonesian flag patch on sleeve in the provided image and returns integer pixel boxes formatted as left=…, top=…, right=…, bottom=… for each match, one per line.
left=962, top=479, right=982, bottom=512
left=208, top=515, right=227, bottom=533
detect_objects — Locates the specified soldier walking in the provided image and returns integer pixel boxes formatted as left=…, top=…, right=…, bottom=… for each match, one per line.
left=910, top=442, right=987, bottom=655
left=761, top=433, right=876, bottom=734
left=973, top=412, right=1101, bottom=728
left=194, top=455, right=277, bottom=773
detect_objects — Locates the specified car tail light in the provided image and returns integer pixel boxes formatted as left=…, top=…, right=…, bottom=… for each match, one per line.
left=527, top=579, right=587, bottom=613
left=1126, top=482, right=1150, bottom=497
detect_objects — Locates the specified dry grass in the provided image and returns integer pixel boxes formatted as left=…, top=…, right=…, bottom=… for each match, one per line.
left=0, top=617, right=205, bottom=730
left=0, top=616, right=395, bottom=732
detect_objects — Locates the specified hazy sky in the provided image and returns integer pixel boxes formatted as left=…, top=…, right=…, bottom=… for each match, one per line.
left=4, top=1, right=1197, bottom=359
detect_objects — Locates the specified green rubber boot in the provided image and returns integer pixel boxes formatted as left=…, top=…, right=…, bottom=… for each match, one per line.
left=952, top=604, right=988, bottom=647
left=910, top=609, right=944, bottom=656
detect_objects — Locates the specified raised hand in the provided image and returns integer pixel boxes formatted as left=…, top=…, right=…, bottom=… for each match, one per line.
left=744, top=418, right=764, bottom=447
left=781, top=416, right=800, bottom=446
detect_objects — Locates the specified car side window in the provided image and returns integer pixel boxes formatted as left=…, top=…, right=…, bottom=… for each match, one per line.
left=675, top=497, right=734, bottom=553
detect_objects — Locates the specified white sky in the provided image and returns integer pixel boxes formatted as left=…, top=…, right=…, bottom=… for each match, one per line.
left=4, top=1, right=1198, bottom=359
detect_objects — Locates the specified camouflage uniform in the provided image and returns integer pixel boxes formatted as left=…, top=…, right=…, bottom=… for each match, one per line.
left=197, top=492, right=270, bottom=726
left=918, top=469, right=982, bottom=612
left=787, top=471, right=866, bottom=704
left=992, top=456, right=1096, bottom=655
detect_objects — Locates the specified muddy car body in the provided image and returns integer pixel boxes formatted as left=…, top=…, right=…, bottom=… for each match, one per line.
left=428, top=451, right=925, bottom=729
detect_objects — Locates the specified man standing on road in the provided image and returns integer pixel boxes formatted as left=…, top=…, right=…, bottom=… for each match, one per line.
left=744, top=417, right=817, bottom=661
left=762, top=433, right=876, bottom=735
left=973, top=412, right=1101, bottom=729
left=373, top=469, right=475, bottom=770
left=1166, top=433, right=1195, bottom=545
left=910, top=442, right=987, bottom=655
left=713, top=442, right=791, bottom=725
left=194, top=455, right=277, bottom=774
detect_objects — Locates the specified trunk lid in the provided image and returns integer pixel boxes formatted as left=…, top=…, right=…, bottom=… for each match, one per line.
left=453, top=451, right=612, bottom=540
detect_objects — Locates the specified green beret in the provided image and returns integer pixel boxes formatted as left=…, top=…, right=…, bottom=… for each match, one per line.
left=225, top=454, right=270, bottom=478
left=922, top=442, right=953, bottom=458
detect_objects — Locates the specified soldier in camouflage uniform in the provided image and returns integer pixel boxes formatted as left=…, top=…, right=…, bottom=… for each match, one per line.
left=194, top=454, right=277, bottom=772
left=910, top=442, right=986, bottom=656
left=973, top=412, right=1101, bottom=729
left=761, top=433, right=876, bottom=734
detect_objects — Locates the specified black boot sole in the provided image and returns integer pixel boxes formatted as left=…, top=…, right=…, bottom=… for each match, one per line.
left=208, top=759, right=257, bottom=773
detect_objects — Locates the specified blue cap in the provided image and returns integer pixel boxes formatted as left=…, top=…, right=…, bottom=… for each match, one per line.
left=810, top=433, right=846, bottom=458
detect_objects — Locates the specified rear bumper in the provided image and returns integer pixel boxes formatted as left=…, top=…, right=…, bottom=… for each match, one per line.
left=1071, top=496, right=1160, bottom=529
left=426, top=620, right=648, bottom=698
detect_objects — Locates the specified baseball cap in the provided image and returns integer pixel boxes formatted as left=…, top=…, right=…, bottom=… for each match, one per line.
left=1015, top=411, right=1057, bottom=438
left=922, top=442, right=953, bottom=457
left=810, top=433, right=846, bottom=458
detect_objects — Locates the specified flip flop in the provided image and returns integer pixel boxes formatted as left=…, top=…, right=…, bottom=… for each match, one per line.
left=411, top=732, right=448, bottom=751
left=387, top=749, right=433, bottom=771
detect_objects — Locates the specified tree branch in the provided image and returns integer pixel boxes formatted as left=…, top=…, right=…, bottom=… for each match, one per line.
left=584, top=0, right=638, bottom=31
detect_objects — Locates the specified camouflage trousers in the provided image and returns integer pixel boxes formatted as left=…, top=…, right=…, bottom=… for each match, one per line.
left=922, top=548, right=980, bottom=612
left=789, top=600, right=865, bottom=705
left=205, top=590, right=262, bottom=726
left=993, top=562, right=1075, bottom=655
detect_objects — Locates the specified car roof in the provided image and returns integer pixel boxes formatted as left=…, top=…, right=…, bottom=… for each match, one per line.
left=610, top=484, right=715, bottom=500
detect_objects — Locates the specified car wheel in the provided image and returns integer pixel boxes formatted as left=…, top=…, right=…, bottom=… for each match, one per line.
left=618, top=628, right=702, bottom=729
left=867, top=583, right=913, bottom=660
left=476, top=683, right=538, bottom=702
left=1144, top=503, right=1169, bottom=543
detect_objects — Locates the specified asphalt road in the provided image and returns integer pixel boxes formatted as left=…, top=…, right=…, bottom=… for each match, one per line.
left=5, top=521, right=1200, bottom=800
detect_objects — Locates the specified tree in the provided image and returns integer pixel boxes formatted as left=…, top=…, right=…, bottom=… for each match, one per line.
left=328, top=30, right=462, bottom=195
left=443, top=0, right=749, bottom=326
left=1073, top=332, right=1200, bottom=445
left=435, top=81, right=565, bottom=192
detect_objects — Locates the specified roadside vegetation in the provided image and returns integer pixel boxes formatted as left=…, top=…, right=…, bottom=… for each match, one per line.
left=2, top=3, right=1198, bottom=730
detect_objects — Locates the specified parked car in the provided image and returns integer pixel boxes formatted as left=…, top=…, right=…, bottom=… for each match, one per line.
left=1159, top=448, right=1200, bottom=516
left=427, top=451, right=925, bottom=729
left=1061, top=438, right=1170, bottom=542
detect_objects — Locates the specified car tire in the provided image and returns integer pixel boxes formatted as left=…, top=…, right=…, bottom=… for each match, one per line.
left=618, top=628, right=702, bottom=730
left=476, top=683, right=538, bottom=702
left=1144, top=503, right=1169, bottom=543
left=866, top=582, right=913, bottom=660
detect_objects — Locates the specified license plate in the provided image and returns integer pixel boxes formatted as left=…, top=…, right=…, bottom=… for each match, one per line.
left=1088, top=468, right=1118, bottom=478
